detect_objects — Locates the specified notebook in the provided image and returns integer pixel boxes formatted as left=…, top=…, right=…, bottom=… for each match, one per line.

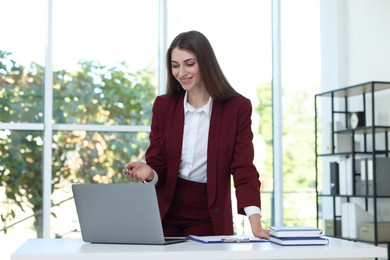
left=72, top=183, right=187, bottom=245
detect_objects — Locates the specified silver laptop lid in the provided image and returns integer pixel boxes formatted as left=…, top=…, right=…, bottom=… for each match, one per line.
left=72, top=183, right=167, bottom=244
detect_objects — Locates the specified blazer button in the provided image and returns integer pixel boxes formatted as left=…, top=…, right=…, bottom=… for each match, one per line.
left=214, top=207, right=220, bottom=213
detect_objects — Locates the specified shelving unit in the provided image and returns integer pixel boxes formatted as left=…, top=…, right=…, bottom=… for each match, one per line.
left=314, top=81, right=390, bottom=259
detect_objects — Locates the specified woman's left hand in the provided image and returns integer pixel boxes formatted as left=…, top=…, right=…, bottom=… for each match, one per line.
left=248, top=214, right=270, bottom=239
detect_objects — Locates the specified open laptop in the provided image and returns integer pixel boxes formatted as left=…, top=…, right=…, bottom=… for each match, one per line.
left=72, top=183, right=187, bottom=245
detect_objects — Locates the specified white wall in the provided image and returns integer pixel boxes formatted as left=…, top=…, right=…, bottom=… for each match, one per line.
left=345, top=0, right=390, bottom=84
left=320, top=0, right=390, bottom=140
left=319, top=0, right=390, bottom=226
left=321, top=0, right=390, bottom=90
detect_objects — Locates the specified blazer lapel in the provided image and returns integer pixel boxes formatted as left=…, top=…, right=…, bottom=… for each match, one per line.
left=207, top=100, right=223, bottom=207
left=169, top=95, right=185, bottom=176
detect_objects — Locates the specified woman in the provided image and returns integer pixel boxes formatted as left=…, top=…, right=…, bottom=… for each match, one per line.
left=123, top=30, right=269, bottom=239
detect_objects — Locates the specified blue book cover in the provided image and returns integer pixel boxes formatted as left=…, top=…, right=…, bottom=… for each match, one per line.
left=270, top=235, right=329, bottom=246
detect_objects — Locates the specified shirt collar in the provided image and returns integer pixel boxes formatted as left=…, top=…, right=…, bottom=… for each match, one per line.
left=183, top=91, right=213, bottom=118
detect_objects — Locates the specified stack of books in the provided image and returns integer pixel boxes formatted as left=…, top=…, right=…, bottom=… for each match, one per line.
left=269, top=226, right=329, bottom=246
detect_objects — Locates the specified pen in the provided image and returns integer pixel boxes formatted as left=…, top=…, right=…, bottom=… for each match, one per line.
left=221, top=238, right=250, bottom=243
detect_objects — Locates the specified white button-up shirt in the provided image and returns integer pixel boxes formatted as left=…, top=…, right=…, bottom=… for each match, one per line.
left=178, top=91, right=212, bottom=183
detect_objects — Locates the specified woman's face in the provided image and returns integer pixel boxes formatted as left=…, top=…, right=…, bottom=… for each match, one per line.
left=171, top=47, right=203, bottom=92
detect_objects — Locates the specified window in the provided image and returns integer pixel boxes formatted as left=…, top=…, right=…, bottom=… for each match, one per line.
left=1, top=0, right=159, bottom=243
left=280, top=0, right=321, bottom=226
left=0, top=0, right=45, bottom=123
left=52, top=0, right=158, bottom=125
left=0, top=0, right=46, bottom=245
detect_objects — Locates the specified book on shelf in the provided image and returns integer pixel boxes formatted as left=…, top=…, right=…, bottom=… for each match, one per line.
left=269, top=236, right=329, bottom=246
left=269, top=226, right=323, bottom=238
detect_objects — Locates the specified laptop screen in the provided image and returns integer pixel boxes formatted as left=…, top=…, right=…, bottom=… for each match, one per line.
left=72, top=183, right=185, bottom=245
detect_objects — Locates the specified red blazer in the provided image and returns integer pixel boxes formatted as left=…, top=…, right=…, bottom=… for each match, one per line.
left=145, top=93, right=261, bottom=235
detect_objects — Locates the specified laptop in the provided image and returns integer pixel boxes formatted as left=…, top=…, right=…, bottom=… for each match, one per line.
left=72, top=183, right=187, bottom=245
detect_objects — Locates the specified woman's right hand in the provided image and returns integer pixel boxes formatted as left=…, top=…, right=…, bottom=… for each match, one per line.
left=122, top=162, right=154, bottom=182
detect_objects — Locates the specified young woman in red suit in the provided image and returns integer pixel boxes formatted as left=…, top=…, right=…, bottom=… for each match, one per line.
left=123, top=30, right=269, bottom=239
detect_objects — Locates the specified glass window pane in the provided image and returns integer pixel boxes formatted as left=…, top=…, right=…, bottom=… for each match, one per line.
left=0, top=0, right=45, bottom=123
left=52, top=63, right=155, bottom=125
left=52, top=0, right=158, bottom=125
left=0, top=130, right=43, bottom=237
left=51, top=131, right=149, bottom=238
left=281, top=0, right=321, bottom=226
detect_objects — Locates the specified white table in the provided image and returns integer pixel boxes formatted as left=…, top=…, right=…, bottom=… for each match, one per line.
left=11, top=237, right=387, bottom=260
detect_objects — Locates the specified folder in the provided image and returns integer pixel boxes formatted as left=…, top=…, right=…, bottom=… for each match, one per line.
left=360, top=159, right=367, bottom=196
left=341, top=202, right=373, bottom=239
left=330, top=162, right=339, bottom=195
left=367, top=158, right=390, bottom=196
left=339, top=157, right=353, bottom=195
left=188, top=235, right=268, bottom=243
left=341, top=202, right=350, bottom=238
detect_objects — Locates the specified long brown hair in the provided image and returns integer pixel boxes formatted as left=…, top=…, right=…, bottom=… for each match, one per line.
left=166, top=31, right=239, bottom=101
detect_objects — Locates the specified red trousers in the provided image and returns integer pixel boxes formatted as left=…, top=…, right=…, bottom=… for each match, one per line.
left=162, top=177, right=214, bottom=236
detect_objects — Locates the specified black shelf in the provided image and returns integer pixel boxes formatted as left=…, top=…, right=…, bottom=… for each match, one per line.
left=315, top=81, right=390, bottom=257
left=316, top=81, right=390, bottom=98
left=319, top=194, right=390, bottom=199
left=334, top=126, right=390, bottom=134
left=318, top=151, right=390, bottom=157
